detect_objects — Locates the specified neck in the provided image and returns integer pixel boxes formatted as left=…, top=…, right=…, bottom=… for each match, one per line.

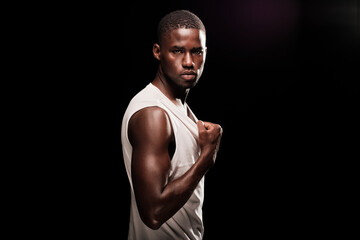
left=152, top=68, right=189, bottom=104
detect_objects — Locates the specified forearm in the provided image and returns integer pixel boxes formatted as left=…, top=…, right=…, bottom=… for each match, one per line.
left=145, top=154, right=212, bottom=229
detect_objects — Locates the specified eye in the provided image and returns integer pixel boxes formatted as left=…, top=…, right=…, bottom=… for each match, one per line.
left=172, top=49, right=183, bottom=54
left=193, top=49, right=203, bottom=55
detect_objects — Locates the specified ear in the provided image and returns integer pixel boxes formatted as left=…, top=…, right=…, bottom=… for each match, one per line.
left=153, top=43, right=161, bottom=61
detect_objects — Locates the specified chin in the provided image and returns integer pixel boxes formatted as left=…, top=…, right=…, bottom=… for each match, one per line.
left=183, top=80, right=198, bottom=89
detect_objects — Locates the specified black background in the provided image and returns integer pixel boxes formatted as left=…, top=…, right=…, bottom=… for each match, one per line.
left=46, top=0, right=359, bottom=239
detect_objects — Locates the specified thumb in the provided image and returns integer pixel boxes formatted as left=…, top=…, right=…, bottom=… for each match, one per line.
left=197, top=120, right=205, bottom=130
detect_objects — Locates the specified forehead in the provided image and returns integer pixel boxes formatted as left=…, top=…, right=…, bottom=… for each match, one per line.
left=162, top=28, right=206, bottom=47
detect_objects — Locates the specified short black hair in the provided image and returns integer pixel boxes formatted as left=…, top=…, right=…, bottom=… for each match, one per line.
left=157, top=10, right=206, bottom=44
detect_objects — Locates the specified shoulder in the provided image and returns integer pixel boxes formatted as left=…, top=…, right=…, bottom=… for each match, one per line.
left=130, top=107, right=170, bottom=127
left=128, top=107, right=173, bottom=146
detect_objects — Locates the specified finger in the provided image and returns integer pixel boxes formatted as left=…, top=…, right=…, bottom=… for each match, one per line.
left=203, top=122, right=212, bottom=130
left=219, top=125, right=223, bottom=135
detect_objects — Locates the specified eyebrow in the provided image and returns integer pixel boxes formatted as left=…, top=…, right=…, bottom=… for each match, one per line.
left=192, top=47, right=203, bottom=51
left=171, top=46, right=203, bottom=51
left=171, top=46, right=184, bottom=50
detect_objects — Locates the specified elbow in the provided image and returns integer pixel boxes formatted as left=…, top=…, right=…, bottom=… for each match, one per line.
left=140, top=211, right=164, bottom=230
left=145, top=219, right=162, bottom=230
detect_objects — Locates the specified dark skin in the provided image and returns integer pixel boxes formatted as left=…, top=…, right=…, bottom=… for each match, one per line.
left=128, top=28, right=222, bottom=230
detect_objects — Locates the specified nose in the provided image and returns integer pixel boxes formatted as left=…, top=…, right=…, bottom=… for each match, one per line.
left=182, top=52, right=195, bottom=69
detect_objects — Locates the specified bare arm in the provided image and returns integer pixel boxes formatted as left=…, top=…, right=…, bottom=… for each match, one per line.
left=129, top=107, right=222, bottom=229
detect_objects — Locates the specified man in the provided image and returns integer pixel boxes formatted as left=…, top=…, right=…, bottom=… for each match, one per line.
left=121, top=10, right=222, bottom=239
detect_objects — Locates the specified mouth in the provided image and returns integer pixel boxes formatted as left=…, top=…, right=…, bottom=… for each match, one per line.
left=180, top=71, right=197, bottom=80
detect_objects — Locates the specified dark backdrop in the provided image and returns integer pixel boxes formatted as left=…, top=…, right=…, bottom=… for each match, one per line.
left=59, top=0, right=359, bottom=239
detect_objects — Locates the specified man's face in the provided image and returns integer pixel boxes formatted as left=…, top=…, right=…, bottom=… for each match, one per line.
left=158, top=28, right=207, bottom=89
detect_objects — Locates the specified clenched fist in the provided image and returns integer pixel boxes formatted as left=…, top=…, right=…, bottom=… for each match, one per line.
left=197, top=120, right=223, bottom=167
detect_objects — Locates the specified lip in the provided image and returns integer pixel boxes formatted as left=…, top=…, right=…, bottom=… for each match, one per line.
left=181, top=74, right=196, bottom=80
left=180, top=71, right=197, bottom=80
left=181, top=71, right=196, bottom=75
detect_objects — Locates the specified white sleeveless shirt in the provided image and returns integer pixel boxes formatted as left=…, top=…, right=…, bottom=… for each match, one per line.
left=121, top=83, right=204, bottom=240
